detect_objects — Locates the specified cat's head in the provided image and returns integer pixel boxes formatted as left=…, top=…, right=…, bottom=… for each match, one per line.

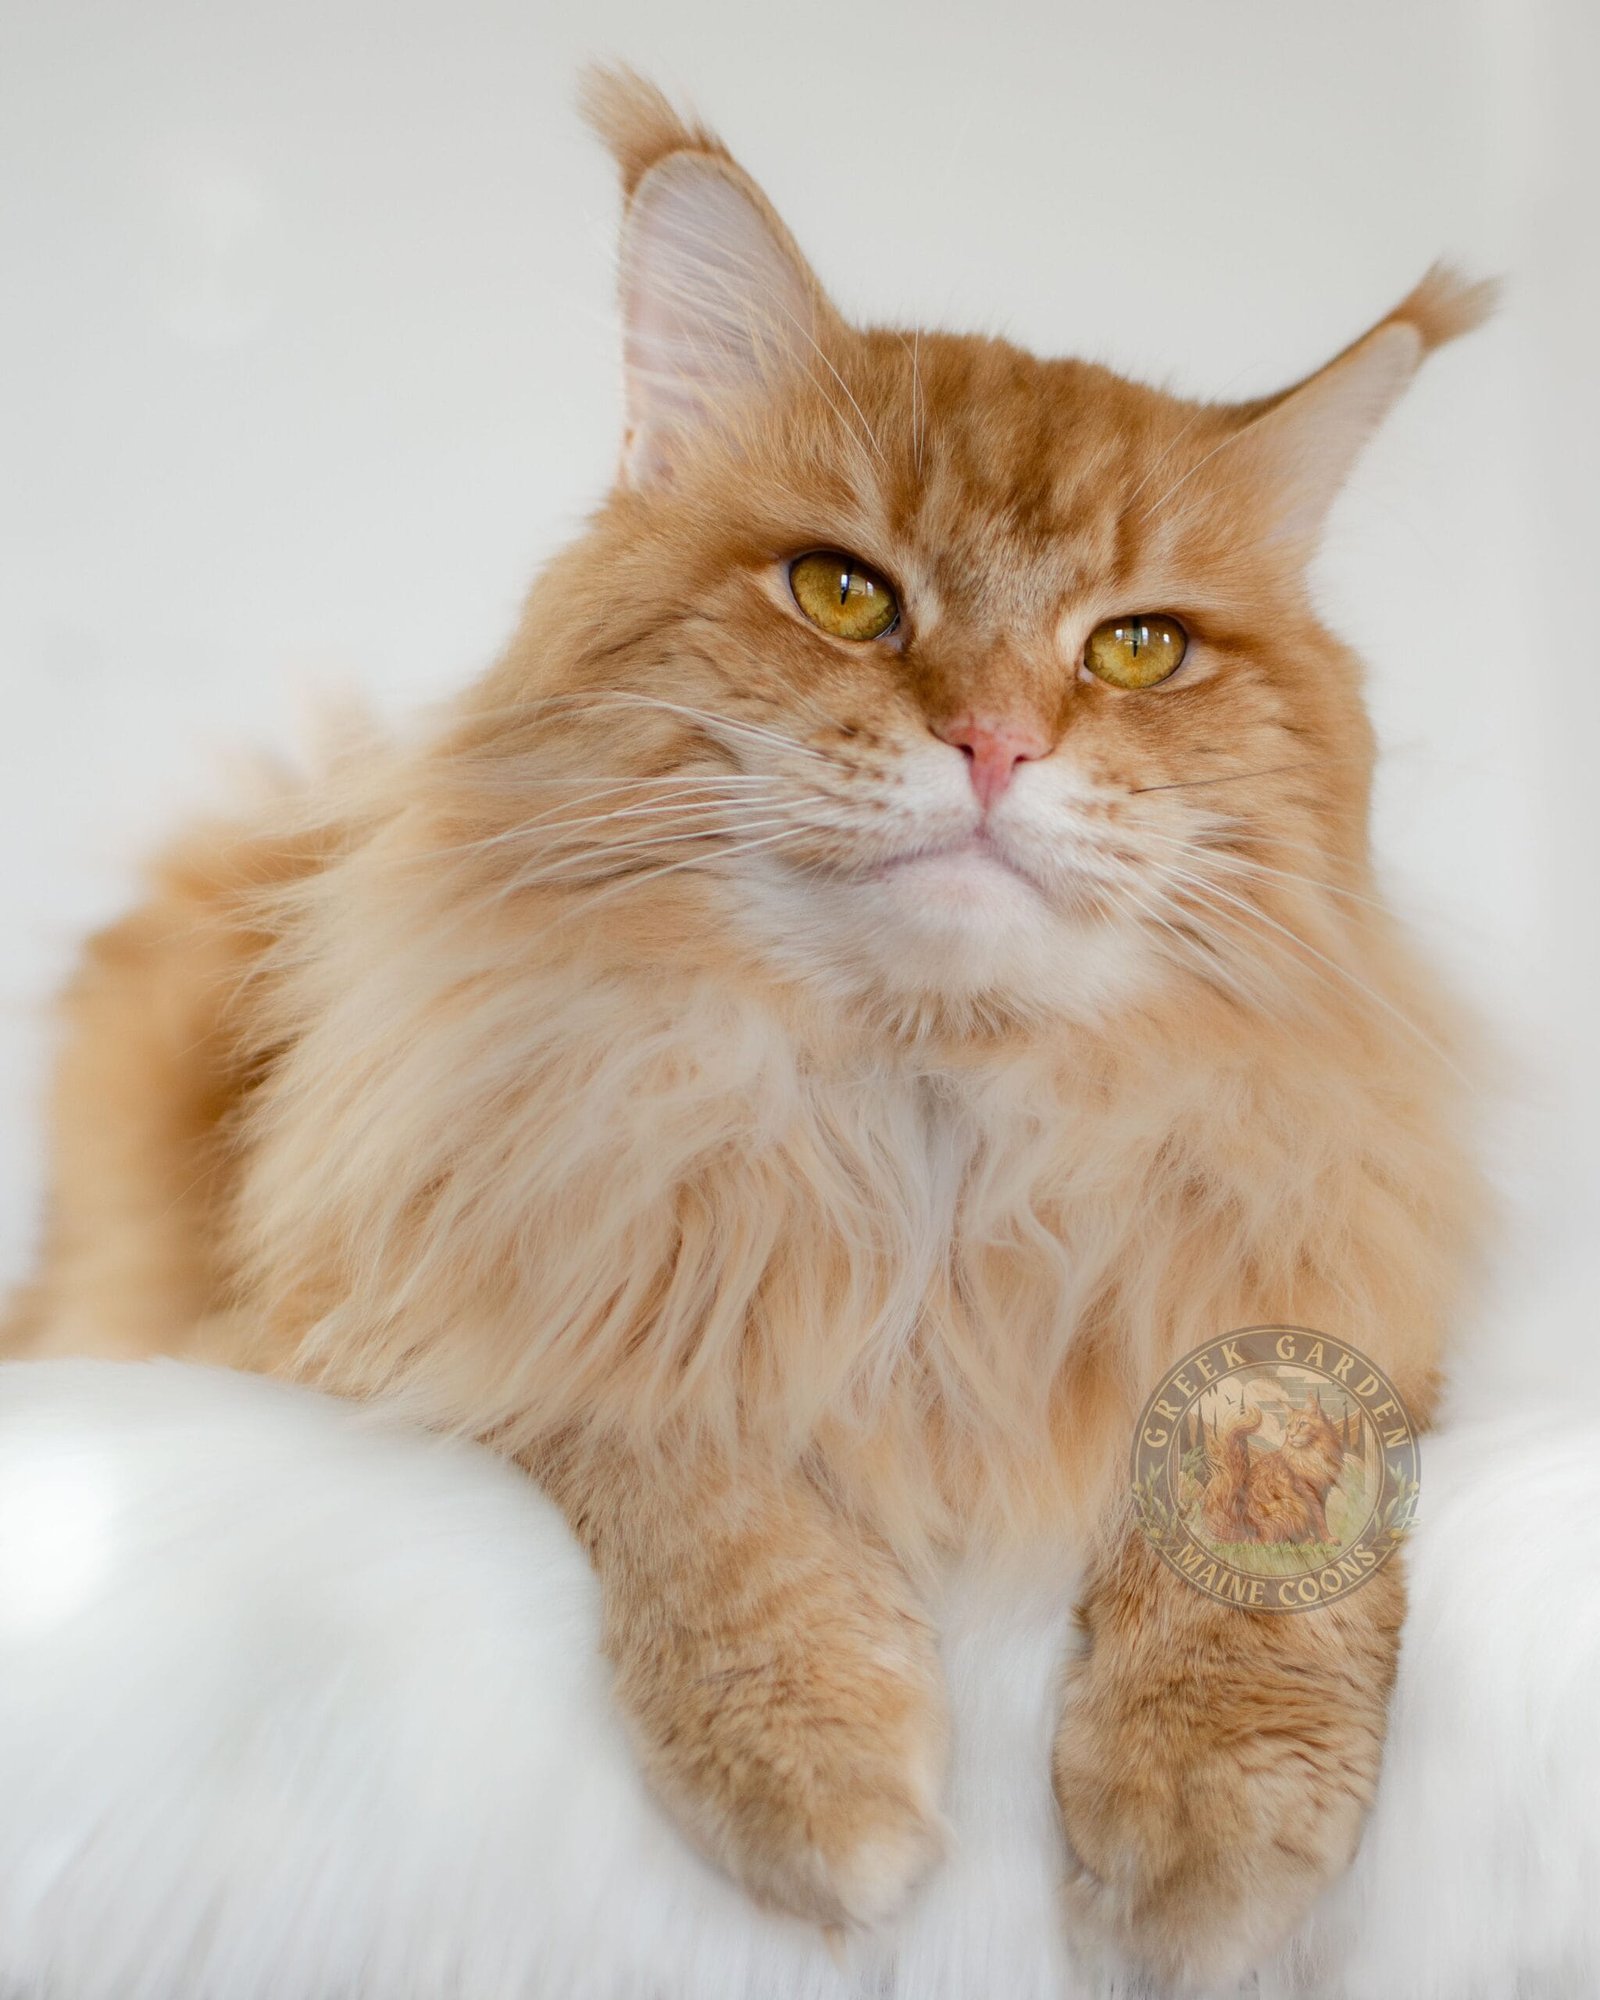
left=471, top=69, right=1490, bottom=1038
left=1282, top=1393, right=1345, bottom=1458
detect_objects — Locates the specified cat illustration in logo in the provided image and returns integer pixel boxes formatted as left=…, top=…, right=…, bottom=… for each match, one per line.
left=1200, top=1394, right=1347, bottom=1545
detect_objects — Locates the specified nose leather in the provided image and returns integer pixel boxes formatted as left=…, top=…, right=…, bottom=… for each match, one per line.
left=933, top=714, right=1053, bottom=809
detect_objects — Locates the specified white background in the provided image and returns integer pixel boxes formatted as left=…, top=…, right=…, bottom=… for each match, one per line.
left=2, top=0, right=1596, bottom=1384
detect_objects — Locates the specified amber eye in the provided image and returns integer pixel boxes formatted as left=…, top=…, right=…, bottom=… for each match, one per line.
left=1083, top=614, right=1188, bottom=689
left=789, top=551, right=899, bottom=641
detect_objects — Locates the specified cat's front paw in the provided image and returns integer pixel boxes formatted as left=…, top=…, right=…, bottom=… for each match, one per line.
left=1052, top=1552, right=1402, bottom=1992
left=613, top=1561, right=948, bottom=1928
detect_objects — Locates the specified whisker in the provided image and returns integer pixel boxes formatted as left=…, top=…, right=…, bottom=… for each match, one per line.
left=501, top=812, right=811, bottom=894
left=645, top=706, right=830, bottom=762
left=466, top=774, right=780, bottom=789
left=406, top=782, right=789, bottom=866
left=897, top=328, right=927, bottom=480
left=487, top=789, right=838, bottom=898
left=1136, top=415, right=1260, bottom=525
left=581, top=690, right=834, bottom=764
left=1159, top=819, right=1451, bottom=920
left=1118, top=358, right=1269, bottom=516
left=1119, top=405, right=1213, bottom=512
left=913, top=327, right=925, bottom=477
left=1105, top=872, right=1273, bottom=1012
left=530, top=823, right=816, bottom=935
left=768, top=295, right=885, bottom=463
left=1125, top=869, right=1358, bottom=1019
left=453, top=690, right=834, bottom=766
left=487, top=786, right=787, bottom=849
left=1127, top=763, right=1313, bottom=797
left=1125, top=825, right=1393, bottom=918
left=1155, top=862, right=1467, bottom=1079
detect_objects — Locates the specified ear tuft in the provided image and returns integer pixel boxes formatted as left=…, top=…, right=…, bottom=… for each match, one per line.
left=578, top=64, right=730, bottom=200
left=1381, top=261, right=1500, bottom=356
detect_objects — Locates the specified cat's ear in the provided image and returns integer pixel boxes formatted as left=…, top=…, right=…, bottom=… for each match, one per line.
left=581, top=67, right=843, bottom=487
left=1220, top=265, right=1496, bottom=554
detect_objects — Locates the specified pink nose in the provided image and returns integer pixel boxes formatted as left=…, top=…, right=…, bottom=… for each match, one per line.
left=934, top=714, right=1052, bottom=809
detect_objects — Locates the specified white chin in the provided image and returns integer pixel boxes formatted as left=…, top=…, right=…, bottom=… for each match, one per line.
left=871, top=849, right=1046, bottom=935
left=739, top=853, right=1160, bottom=1025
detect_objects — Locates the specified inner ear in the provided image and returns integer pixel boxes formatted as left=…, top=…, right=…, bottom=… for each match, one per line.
left=616, top=151, right=841, bottom=486
left=1221, top=321, right=1422, bottom=552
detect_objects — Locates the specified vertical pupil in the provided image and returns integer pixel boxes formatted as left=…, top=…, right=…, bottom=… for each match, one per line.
left=1128, top=623, right=1143, bottom=659
left=838, top=568, right=853, bottom=607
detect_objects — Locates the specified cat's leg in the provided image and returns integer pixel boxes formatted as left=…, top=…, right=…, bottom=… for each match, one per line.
left=1052, top=1523, right=1402, bottom=1987
left=539, top=1437, right=949, bottom=1927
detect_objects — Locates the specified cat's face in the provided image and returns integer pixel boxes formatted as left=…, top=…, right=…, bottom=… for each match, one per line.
left=580, top=342, right=1369, bottom=1026
left=477, top=75, right=1486, bottom=1035
left=1282, top=1400, right=1342, bottom=1456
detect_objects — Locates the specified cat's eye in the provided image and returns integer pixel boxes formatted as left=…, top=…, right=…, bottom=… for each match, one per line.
left=1083, top=614, right=1188, bottom=690
left=788, top=551, right=899, bottom=642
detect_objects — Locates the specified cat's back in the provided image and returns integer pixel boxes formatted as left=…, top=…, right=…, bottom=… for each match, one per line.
left=3, top=805, right=336, bottom=1364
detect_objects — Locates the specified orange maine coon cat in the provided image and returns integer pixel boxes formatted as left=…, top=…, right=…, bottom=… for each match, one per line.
left=5, top=70, right=1490, bottom=1990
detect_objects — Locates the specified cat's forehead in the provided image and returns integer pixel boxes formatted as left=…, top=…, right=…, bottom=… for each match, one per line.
left=848, top=332, right=1202, bottom=627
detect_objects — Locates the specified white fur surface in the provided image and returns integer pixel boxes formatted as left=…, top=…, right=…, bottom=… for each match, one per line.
left=0, top=1359, right=1594, bottom=2000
